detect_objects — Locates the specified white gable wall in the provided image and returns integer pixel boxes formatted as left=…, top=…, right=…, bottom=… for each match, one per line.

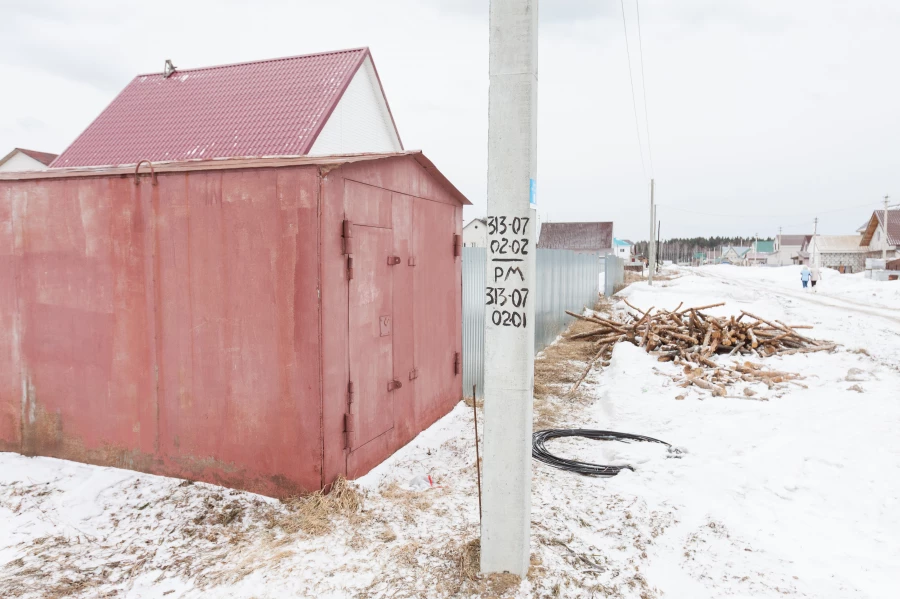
left=463, top=220, right=487, bottom=247
left=0, top=151, right=50, bottom=172
left=308, top=57, right=402, bottom=156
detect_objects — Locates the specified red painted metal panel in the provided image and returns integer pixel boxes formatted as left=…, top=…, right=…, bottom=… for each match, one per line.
left=413, top=199, right=463, bottom=429
left=390, top=194, right=416, bottom=443
left=344, top=179, right=392, bottom=228
left=0, top=153, right=464, bottom=495
left=348, top=225, right=394, bottom=451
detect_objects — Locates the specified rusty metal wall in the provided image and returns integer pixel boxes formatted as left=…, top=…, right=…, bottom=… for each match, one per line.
left=328, top=157, right=464, bottom=481
left=462, top=247, right=600, bottom=398
left=0, top=169, right=325, bottom=497
left=0, top=156, right=466, bottom=497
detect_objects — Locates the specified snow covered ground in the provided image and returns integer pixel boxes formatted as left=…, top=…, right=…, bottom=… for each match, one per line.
left=2, top=265, right=898, bottom=598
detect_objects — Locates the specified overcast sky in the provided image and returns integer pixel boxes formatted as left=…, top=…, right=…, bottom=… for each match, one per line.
left=2, top=0, right=898, bottom=240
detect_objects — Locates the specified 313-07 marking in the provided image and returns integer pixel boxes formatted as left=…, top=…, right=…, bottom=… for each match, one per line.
left=486, top=216, right=531, bottom=328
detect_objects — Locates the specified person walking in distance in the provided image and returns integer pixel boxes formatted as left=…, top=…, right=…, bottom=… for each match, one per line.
left=810, top=265, right=821, bottom=292
left=800, top=265, right=811, bottom=290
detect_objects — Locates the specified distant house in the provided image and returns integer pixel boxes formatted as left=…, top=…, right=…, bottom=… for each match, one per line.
left=537, top=222, right=614, bottom=256
left=803, top=235, right=867, bottom=273
left=52, top=47, right=402, bottom=168
left=859, top=209, right=899, bottom=259
left=613, top=238, right=634, bottom=260
left=0, top=148, right=57, bottom=172
left=747, top=240, right=774, bottom=265
left=767, top=234, right=810, bottom=266
left=463, top=218, right=487, bottom=248
left=720, top=246, right=751, bottom=265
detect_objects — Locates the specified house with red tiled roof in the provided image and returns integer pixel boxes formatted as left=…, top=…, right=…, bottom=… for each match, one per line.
left=859, top=209, right=900, bottom=259
left=53, top=48, right=402, bottom=168
left=0, top=148, right=58, bottom=172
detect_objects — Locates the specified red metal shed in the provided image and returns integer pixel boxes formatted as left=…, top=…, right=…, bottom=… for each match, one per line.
left=0, top=151, right=468, bottom=497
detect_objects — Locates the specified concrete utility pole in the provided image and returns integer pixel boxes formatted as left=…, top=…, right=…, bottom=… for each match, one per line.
left=648, top=179, right=655, bottom=284
left=812, top=217, right=819, bottom=267
left=884, top=195, right=890, bottom=261
left=481, top=0, right=538, bottom=577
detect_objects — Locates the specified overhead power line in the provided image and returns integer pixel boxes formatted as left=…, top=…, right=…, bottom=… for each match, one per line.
left=635, top=0, right=654, bottom=176
left=619, top=0, right=646, bottom=179
left=659, top=200, right=885, bottom=220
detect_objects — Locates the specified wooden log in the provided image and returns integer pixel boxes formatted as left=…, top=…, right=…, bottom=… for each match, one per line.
left=747, top=328, right=759, bottom=348
left=777, top=344, right=837, bottom=356
left=678, top=302, right=726, bottom=314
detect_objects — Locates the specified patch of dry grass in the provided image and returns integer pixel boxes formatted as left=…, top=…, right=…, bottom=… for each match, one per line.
left=279, top=476, right=363, bottom=536
left=533, top=302, right=613, bottom=428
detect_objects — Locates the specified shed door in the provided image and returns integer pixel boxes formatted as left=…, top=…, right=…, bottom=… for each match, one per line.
left=348, top=225, right=394, bottom=450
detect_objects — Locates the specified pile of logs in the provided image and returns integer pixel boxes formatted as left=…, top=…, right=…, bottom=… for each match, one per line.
left=566, top=300, right=836, bottom=396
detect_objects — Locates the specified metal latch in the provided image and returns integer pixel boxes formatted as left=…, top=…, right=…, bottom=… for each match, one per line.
left=388, top=380, right=403, bottom=392
left=387, top=256, right=401, bottom=265
left=409, top=367, right=419, bottom=381
left=408, top=256, right=417, bottom=266
left=379, top=316, right=392, bottom=336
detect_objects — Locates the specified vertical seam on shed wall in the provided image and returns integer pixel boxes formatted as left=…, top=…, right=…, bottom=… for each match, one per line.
left=316, top=167, right=326, bottom=489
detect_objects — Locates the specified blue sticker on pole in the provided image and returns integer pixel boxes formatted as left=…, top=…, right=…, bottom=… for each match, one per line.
left=529, top=178, right=537, bottom=206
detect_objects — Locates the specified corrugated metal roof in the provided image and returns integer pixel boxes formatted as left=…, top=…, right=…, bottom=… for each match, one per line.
left=0, top=151, right=471, bottom=206
left=811, top=235, right=866, bottom=253
left=537, top=222, right=613, bottom=251
left=53, top=48, right=400, bottom=168
left=777, top=234, right=810, bottom=246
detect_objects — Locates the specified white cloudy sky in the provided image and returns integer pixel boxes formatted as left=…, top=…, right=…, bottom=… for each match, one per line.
left=2, top=0, right=898, bottom=240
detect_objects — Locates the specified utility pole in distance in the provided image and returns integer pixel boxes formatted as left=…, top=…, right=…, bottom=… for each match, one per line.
left=648, top=179, right=655, bottom=284
left=481, top=0, right=537, bottom=577
left=812, top=217, right=819, bottom=267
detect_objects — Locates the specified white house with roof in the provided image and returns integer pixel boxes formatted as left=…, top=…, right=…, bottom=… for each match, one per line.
left=859, top=209, right=899, bottom=259
left=720, top=246, right=751, bottom=265
left=51, top=47, right=402, bottom=168
left=463, top=218, right=487, bottom=247
left=0, top=148, right=57, bottom=172
left=613, top=238, right=633, bottom=260
left=804, top=235, right=867, bottom=273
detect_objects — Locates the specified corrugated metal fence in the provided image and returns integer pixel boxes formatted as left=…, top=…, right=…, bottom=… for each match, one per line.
left=604, top=254, right=626, bottom=296
left=462, top=247, right=601, bottom=398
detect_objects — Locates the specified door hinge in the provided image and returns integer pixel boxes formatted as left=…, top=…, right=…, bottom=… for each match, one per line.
left=344, top=412, right=356, bottom=449
left=388, top=379, right=403, bottom=392
left=454, top=352, right=461, bottom=375
left=409, top=367, right=419, bottom=381
left=342, top=219, right=354, bottom=255
left=347, top=255, right=354, bottom=280
left=453, top=234, right=462, bottom=257
left=348, top=381, right=354, bottom=404
left=387, top=255, right=401, bottom=266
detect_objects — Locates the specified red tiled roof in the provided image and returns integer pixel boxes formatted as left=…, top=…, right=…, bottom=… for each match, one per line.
left=537, top=222, right=613, bottom=251
left=53, top=48, right=399, bottom=168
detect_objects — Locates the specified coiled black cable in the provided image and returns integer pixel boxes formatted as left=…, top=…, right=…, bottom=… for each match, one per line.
left=532, top=428, right=674, bottom=476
